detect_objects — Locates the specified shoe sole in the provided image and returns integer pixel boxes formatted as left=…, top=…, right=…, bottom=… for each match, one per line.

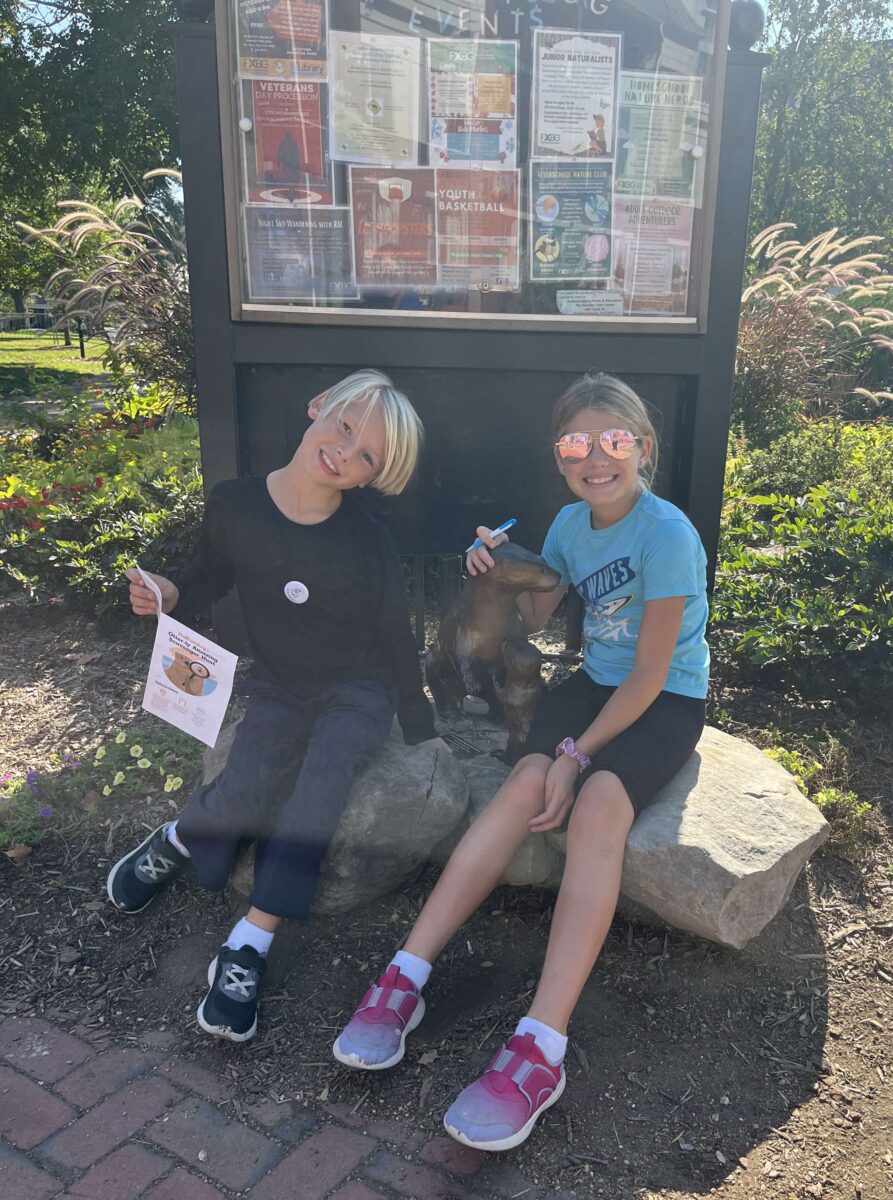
left=443, top=1069, right=567, bottom=1152
left=196, top=957, right=257, bottom=1043
left=106, top=825, right=169, bottom=914
left=332, top=995, right=426, bottom=1071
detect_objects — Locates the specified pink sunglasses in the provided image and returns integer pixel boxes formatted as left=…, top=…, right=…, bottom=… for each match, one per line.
left=555, top=428, right=642, bottom=461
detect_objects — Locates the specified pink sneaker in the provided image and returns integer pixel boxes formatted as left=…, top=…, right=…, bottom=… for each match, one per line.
left=443, top=1032, right=566, bottom=1151
left=332, top=964, right=426, bottom=1070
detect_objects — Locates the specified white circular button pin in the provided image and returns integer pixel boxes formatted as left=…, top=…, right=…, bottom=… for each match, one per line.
left=690, top=144, right=705, bottom=159
left=284, top=580, right=309, bottom=604
left=238, top=117, right=253, bottom=133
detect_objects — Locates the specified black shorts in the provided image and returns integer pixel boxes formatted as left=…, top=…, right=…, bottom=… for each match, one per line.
left=523, top=669, right=705, bottom=816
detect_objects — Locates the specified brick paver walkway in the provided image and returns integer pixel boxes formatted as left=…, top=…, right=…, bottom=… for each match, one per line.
left=0, top=1017, right=572, bottom=1200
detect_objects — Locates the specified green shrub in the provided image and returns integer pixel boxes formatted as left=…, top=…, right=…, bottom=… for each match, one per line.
left=713, top=479, right=893, bottom=709
left=733, top=419, right=893, bottom=504
left=812, top=787, right=875, bottom=859
left=1, top=393, right=202, bottom=616
left=763, top=746, right=822, bottom=792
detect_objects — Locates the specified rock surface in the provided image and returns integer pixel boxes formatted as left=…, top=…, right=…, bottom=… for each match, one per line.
left=205, top=720, right=470, bottom=914
left=545, top=726, right=829, bottom=949
left=433, top=756, right=564, bottom=887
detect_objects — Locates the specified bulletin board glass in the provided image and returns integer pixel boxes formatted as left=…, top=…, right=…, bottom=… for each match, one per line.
left=220, top=0, right=727, bottom=328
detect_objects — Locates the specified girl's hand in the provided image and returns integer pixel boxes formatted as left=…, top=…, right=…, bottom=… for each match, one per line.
left=465, top=525, right=509, bottom=576
left=529, top=754, right=580, bottom=832
left=125, top=567, right=178, bottom=616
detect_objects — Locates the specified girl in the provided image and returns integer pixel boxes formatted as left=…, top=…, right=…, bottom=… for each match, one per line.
left=107, top=370, right=444, bottom=1043
left=333, top=372, right=709, bottom=1151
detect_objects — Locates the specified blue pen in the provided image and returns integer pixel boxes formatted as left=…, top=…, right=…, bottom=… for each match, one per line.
left=465, top=518, right=517, bottom=554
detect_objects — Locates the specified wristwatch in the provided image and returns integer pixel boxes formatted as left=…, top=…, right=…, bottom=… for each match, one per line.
left=555, top=737, right=591, bottom=773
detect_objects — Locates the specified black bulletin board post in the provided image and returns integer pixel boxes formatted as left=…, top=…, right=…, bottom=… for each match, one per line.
left=172, top=4, right=768, bottom=651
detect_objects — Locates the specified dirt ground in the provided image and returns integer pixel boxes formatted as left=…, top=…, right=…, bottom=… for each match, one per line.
left=2, top=599, right=892, bottom=1199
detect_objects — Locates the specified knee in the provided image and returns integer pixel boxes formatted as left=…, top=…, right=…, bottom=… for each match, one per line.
left=496, top=754, right=550, bottom=817
left=568, top=772, right=635, bottom=842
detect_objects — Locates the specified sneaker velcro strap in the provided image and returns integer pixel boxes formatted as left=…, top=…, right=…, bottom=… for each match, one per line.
left=487, top=1046, right=560, bottom=1109
left=513, top=1060, right=560, bottom=1111
left=358, top=982, right=417, bottom=1025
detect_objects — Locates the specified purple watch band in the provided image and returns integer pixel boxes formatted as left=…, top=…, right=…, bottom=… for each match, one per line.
left=555, top=737, right=591, bottom=773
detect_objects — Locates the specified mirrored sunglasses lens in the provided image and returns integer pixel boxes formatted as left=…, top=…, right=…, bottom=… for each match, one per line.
left=600, top=429, right=636, bottom=458
left=558, top=432, right=593, bottom=459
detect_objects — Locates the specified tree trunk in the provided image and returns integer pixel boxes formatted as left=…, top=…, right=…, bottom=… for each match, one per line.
left=11, top=289, right=25, bottom=314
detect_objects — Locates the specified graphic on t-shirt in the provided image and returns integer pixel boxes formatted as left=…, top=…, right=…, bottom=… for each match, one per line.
left=577, top=556, right=637, bottom=643
left=576, top=556, right=636, bottom=609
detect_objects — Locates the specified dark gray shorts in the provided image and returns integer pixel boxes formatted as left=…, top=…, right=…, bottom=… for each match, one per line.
left=523, top=669, right=705, bottom=816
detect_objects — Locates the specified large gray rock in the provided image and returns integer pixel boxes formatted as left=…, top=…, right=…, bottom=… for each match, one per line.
left=545, top=726, right=829, bottom=949
left=205, top=720, right=469, bottom=914
left=432, top=756, right=565, bottom=888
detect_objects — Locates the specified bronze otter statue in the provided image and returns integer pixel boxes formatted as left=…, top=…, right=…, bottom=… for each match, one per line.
left=425, top=544, right=560, bottom=761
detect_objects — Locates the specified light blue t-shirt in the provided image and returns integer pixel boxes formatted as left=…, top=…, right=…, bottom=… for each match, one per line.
left=542, top=491, right=710, bottom=699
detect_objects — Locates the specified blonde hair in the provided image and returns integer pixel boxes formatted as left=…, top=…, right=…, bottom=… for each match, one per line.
left=313, top=369, right=423, bottom=495
left=551, top=372, right=660, bottom=490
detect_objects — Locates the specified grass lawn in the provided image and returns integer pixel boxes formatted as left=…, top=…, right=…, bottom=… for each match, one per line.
left=0, top=330, right=109, bottom=395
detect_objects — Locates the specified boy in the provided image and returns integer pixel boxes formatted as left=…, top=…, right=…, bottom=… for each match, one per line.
left=107, top=370, right=442, bottom=1042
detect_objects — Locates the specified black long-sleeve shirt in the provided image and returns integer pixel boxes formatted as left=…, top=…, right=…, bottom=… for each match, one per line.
left=169, top=477, right=436, bottom=744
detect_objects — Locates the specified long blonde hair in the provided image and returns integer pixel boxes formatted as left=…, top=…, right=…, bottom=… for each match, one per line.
left=551, top=373, right=660, bottom=490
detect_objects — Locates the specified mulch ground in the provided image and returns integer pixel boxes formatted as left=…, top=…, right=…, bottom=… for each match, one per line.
left=2, top=598, right=892, bottom=1200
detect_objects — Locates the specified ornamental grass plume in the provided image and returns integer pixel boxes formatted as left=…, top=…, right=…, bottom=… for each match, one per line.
left=735, top=224, right=893, bottom=441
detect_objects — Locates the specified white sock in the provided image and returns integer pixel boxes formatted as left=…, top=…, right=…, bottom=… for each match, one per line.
left=165, top=821, right=190, bottom=857
left=390, top=949, right=432, bottom=991
left=225, top=916, right=275, bottom=957
left=515, top=1016, right=567, bottom=1066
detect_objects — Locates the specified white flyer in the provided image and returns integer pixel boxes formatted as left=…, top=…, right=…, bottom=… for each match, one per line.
left=138, top=568, right=238, bottom=749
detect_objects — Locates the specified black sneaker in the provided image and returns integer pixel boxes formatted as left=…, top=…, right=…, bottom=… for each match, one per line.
left=197, top=945, right=266, bottom=1042
left=106, top=824, right=189, bottom=913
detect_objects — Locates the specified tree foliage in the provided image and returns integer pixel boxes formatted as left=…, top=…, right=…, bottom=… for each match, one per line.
left=752, top=2, right=893, bottom=245
left=1, top=1, right=179, bottom=308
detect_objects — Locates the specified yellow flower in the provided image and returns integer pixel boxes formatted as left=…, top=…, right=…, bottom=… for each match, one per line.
left=115, top=732, right=126, bottom=744
left=94, top=746, right=106, bottom=760
left=113, top=771, right=125, bottom=786
left=102, top=785, right=112, bottom=796
left=137, top=758, right=151, bottom=769
left=170, top=776, right=183, bottom=791
left=129, top=745, right=143, bottom=757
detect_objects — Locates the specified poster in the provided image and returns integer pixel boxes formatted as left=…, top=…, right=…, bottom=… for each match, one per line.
left=529, top=161, right=613, bottom=281
left=428, top=40, right=518, bottom=170
left=435, top=170, right=520, bottom=291
left=350, top=167, right=437, bottom=287
left=241, top=80, right=332, bottom=205
left=531, top=30, right=621, bottom=160
left=556, top=289, right=624, bottom=316
left=235, top=0, right=327, bottom=81
left=615, top=73, right=703, bottom=199
left=137, top=570, right=237, bottom=749
left=243, top=204, right=358, bottom=302
left=330, top=32, right=420, bottom=166
left=612, top=196, right=694, bottom=314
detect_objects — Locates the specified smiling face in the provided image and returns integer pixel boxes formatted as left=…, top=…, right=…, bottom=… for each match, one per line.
left=554, top=407, right=652, bottom=527
left=301, top=397, right=387, bottom=491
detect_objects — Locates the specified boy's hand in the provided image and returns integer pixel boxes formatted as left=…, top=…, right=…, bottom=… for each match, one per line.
left=465, top=526, right=509, bottom=576
left=125, top=567, right=178, bottom=616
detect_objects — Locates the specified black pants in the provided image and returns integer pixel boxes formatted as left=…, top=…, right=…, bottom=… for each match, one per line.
left=177, top=678, right=396, bottom=919
left=524, top=669, right=706, bottom=816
